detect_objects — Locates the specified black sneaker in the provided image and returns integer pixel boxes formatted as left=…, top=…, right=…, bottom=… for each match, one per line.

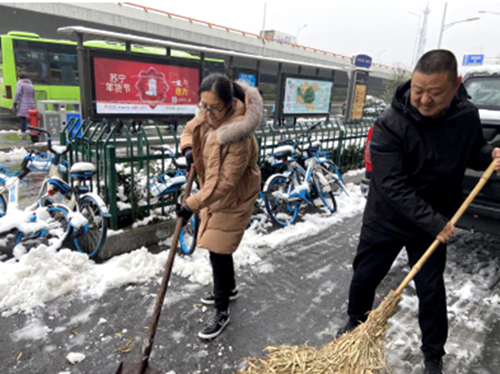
left=198, top=310, right=230, bottom=340
left=423, top=357, right=443, bottom=374
left=336, top=318, right=362, bottom=339
left=200, top=289, right=239, bottom=305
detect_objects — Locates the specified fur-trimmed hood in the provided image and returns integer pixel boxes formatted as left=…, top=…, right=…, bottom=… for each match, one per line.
left=215, top=83, right=263, bottom=145
left=193, top=83, right=264, bottom=146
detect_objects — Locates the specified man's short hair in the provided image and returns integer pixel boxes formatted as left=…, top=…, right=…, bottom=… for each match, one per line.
left=414, top=50, right=458, bottom=83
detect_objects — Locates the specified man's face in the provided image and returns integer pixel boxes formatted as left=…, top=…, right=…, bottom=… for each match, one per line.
left=410, top=71, right=461, bottom=118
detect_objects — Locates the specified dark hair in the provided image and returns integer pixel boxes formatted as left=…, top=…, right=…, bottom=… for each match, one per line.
left=18, top=72, right=29, bottom=80
left=414, top=49, right=458, bottom=83
left=199, top=73, right=245, bottom=105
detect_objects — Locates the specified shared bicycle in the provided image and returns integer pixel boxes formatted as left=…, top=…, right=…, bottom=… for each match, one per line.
left=263, top=123, right=348, bottom=227
left=0, top=127, right=108, bottom=258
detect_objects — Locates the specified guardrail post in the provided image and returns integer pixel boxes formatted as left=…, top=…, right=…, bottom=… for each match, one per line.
left=106, top=145, right=118, bottom=229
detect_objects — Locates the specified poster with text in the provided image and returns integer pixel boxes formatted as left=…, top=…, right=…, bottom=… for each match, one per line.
left=283, top=77, right=333, bottom=115
left=93, top=57, right=200, bottom=115
left=351, top=84, right=367, bottom=120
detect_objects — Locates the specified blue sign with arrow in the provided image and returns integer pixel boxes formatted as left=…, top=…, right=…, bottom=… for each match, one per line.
left=462, top=54, right=484, bottom=66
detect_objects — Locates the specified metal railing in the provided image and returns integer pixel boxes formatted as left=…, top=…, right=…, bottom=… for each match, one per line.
left=59, top=117, right=374, bottom=229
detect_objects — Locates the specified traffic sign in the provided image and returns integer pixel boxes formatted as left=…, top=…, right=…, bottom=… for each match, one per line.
left=462, top=54, right=484, bottom=66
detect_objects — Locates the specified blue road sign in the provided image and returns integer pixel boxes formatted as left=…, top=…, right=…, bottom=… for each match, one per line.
left=462, top=54, right=484, bottom=66
left=352, top=54, right=372, bottom=69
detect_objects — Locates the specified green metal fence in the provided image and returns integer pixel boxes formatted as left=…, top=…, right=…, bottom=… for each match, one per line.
left=59, top=117, right=374, bottom=229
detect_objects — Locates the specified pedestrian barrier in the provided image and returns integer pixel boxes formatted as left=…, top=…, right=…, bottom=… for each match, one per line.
left=58, top=117, right=374, bottom=229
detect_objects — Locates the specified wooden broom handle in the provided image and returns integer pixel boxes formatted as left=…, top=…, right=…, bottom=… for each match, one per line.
left=139, top=167, right=196, bottom=374
left=395, top=159, right=498, bottom=295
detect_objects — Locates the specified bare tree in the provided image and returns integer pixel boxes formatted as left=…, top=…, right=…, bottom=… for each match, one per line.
left=381, top=67, right=411, bottom=103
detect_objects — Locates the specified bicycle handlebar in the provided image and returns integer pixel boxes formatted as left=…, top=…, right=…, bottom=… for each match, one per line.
left=27, top=126, right=71, bottom=156
left=150, top=145, right=186, bottom=169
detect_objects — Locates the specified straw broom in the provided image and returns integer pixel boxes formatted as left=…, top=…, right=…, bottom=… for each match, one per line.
left=238, top=159, right=498, bottom=374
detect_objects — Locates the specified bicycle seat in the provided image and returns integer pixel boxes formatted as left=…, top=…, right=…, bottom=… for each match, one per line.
left=174, top=157, right=188, bottom=170
left=273, top=145, right=294, bottom=159
left=70, top=162, right=96, bottom=179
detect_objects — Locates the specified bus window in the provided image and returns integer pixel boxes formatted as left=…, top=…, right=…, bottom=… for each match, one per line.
left=47, top=43, right=78, bottom=86
left=13, top=40, right=50, bottom=84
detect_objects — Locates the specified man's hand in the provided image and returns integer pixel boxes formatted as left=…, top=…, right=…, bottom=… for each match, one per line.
left=437, top=222, right=455, bottom=243
left=492, top=148, right=500, bottom=173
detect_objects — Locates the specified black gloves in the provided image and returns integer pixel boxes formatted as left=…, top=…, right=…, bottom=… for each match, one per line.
left=176, top=204, right=193, bottom=226
left=183, top=147, right=194, bottom=172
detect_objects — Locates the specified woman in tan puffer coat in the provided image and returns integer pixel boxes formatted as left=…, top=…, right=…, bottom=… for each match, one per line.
left=177, top=73, right=262, bottom=340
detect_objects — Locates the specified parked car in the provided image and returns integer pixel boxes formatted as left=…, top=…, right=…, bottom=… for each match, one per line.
left=360, top=66, right=500, bottom=235
left=460, top=66, right=500, bottom=234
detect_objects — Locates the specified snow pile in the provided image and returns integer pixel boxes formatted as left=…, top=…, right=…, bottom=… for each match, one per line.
left=0, top=147, right=27, bottom=162
left=0, top=184, right=365, bottom=316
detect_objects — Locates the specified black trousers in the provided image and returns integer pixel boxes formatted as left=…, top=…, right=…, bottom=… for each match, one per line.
left=347, top=233, right=448, bottom=360
left=210, top=251, right=236, bottom=312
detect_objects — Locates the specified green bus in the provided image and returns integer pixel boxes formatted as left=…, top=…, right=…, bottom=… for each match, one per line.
left=0, top=31, right=225, bottom=111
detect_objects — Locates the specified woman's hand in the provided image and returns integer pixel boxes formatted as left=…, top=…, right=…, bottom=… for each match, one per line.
left=176, top=204, right=193, bottom=226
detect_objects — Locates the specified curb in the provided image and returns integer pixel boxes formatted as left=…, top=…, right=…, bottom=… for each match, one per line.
left=100, top=219, right=177, bottom=260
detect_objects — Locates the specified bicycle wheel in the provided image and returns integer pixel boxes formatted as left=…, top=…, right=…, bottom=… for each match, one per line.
left=179, top=213, right=199, bottom=255
left=264, top=175, right=299, bottom=226
left=0, top=193, right=6, bottom=218
left=322, top=161, right=349, bottom=196
left=312, top=170, right=337, bottom=214
left=73, top=195, right=107, bottom=258
left=16, top=205, right=71, bottom=249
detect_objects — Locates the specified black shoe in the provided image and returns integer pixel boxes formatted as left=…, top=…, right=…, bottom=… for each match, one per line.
left=336, top=318, right=362, bottom=339
left=200, top=289, right=239, bottom=305
left=423, top=357, right=443, bottom=374
left=198, top=309, right=230, bottom=340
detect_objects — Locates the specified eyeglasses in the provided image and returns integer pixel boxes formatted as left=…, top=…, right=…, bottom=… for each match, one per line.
left=198, top=103, right=226, bottom=115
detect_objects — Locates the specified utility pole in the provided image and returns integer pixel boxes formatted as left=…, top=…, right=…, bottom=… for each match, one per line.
left=261, top=2, right=267, bottom=36
left=415, top=3, right=431, bottom=63
left=437, top=3, right=448, bottom=49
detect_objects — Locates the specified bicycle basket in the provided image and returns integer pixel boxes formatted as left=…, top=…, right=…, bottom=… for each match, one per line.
left=27, top=153, right=53, bottom=173
left=148, top=171, right=187, bottom=198
left=305, top=140, right=321, bottom=155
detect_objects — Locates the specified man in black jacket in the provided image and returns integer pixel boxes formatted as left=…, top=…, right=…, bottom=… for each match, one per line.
left=337, top=50, right=500, bottom=374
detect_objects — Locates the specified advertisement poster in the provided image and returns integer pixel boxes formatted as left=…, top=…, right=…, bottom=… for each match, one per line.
left=283, top=77, right=333, bottom=115
left=93, top=57, right=200, bottom=115
left=351, top=84, right=367, bottom=120
left=237, top=72, right=257, bottom=87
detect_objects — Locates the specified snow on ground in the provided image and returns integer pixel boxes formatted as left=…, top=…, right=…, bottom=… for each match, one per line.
left=0, top=183, right=365, bottom=317
left=384, top=235, right=500, bottom=373
left=0, top=147, right=27, bottom=162
left=1, top=179, right=500, bottom=373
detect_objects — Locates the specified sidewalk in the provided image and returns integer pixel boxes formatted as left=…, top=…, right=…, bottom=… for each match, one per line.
left=0, top=130, right=47, bottom=153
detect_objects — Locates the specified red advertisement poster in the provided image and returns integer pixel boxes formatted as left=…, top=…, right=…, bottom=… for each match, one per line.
left=93, top=57, right=200, bottom=115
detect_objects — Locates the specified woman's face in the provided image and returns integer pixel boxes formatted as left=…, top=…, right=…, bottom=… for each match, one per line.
left=200, top=91, right=229, bottom=122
